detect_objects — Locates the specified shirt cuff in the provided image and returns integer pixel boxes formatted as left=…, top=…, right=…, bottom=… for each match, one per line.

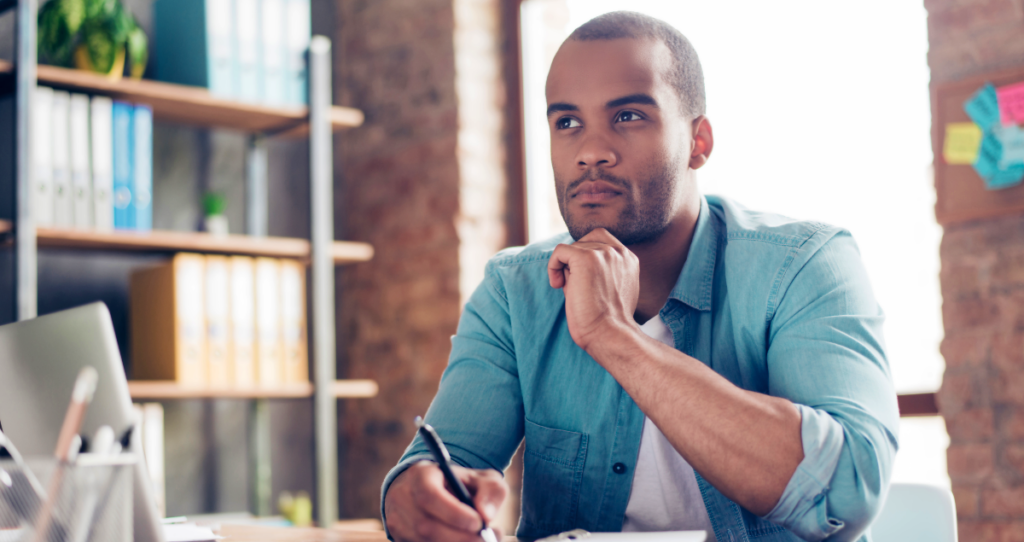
left=380, top=453, right=435, bottom=541
left=764, top=404, right=846, bottom=541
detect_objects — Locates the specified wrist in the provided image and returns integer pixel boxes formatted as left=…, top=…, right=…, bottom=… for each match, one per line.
left=579, top=319, right=644, bottom=359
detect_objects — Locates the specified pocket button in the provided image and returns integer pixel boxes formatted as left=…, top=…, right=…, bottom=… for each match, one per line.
left=612, top=462, right=627, bottom=474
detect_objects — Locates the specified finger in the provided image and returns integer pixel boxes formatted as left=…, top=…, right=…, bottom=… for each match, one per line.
left=577, top=227, right=624, bottom=248
left=547, top=244, right=573, bottom=288
left=461, top=469, right=507, bottom=524
left=412, top=466, right=483, bottom=532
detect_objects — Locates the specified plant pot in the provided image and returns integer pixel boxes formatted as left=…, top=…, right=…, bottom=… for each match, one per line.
left=73, top=45, right=125, bottom=81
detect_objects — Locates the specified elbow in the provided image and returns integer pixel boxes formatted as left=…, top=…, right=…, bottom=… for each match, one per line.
left=820, top=490, right=884, bottom=542
left=766, top=410, right=896, bottom=541
left=767, top=475, right=885, bottom=542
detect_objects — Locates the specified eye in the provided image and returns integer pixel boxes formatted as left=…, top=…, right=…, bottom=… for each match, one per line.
left=615, top=110, right=643, bottom=123
left=555, top=116, right=581, bottom=130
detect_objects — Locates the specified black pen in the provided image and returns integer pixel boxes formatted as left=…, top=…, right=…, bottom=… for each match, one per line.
left=415, top=416, right=498, bottom=542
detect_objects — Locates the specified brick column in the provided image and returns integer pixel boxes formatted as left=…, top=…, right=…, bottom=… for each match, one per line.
left=928, top=0, right=1024, bottom=538
left=332, top=0, right=510, bottom=520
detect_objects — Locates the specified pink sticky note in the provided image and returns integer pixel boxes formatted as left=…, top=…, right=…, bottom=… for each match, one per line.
left=997, top=81, right=1024, bottom=125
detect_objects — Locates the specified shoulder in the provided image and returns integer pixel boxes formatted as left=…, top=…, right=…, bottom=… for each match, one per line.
left=706, top=195, right=866, bottom=319
left=707, top=194, right=842, bottom=253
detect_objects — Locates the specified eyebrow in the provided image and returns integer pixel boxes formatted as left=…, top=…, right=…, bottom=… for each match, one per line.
left=546, top=102, right=578, bottom=116
left=606, top=93, right=659, bottom=109
left=546, top=93, right=660, bottom=117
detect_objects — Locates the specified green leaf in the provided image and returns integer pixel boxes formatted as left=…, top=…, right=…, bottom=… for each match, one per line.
left=83, top=0, right=113, bottom=20
left=126, top=26, right=148, bottom=78
left=82, top=20, right=117, bottom=73
left=61, top=0, right=86, bottom=35
left=37, top=0, right=76, bottom=66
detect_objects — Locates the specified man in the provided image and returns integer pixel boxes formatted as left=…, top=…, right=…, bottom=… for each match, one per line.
left=382, top=11, right=898, bottom=542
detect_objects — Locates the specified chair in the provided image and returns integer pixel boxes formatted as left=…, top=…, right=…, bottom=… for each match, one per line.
left=871, top=482, right=957, bottom=542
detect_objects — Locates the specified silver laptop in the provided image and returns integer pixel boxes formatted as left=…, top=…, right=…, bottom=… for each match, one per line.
left=0, top=302, right=165, bottom=542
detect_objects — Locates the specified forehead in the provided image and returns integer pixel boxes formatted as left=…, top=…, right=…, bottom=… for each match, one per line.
left=546, top=38, right=676, bottom=107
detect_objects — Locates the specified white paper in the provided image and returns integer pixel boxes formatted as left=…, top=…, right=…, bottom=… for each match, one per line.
left=537, top=530, right=706, bottom=542
left=163, top=523, right=222, bottom=542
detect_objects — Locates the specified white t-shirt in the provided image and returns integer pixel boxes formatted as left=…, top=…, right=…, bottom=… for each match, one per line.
left=621, top=315, right=717, bottom=542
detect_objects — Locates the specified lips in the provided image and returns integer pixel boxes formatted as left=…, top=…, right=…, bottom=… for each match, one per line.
left=570, top=180, right=623, bottom=203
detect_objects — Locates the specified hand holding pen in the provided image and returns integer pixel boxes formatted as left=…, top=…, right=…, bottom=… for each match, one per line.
left=382, top=416, right=508, bottom=542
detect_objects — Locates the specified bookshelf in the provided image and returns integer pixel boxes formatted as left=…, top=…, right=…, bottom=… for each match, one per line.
left=0, top=60, right=364, bottom=136
left=1, top=221, right=374, bottom=262
left=3, top=1, right=365, bottom=527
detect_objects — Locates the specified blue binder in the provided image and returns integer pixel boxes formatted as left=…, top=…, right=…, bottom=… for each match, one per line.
left=154, top=0, right=238, bottom=98
left=133, top=105, right=153, bottom=231
left=112, top=101, right=134, bottom=230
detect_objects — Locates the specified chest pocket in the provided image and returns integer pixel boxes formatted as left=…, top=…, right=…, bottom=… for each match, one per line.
left=519, top=419, right=589, bottom=538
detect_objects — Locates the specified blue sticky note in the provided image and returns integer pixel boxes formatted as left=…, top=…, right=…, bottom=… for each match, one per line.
left=995, top=125, right=1024, bottom=169
left=973, top=130, right=1003, bottom=180
left=985, top=164, right=1024, bottom=190
left=965, top=84, right=1001, bottom=131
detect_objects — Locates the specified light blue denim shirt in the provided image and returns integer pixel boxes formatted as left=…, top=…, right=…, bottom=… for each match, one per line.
left=382, top=195, right=899, bottom=542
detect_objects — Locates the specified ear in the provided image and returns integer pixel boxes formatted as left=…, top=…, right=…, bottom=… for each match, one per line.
left=689, top=116, right=714, bottom=170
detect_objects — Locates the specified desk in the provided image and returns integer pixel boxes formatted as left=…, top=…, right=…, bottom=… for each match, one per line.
left=218, top=525, right=520, bottom=541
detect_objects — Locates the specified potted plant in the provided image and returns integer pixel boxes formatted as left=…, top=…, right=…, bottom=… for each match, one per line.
left=37, top=0, right=148, bottom=80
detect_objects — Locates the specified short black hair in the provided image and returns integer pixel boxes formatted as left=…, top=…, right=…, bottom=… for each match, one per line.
left=569, top=11, right=706, bottom=118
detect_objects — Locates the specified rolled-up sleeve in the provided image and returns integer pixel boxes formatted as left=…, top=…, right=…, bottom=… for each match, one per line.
left=762, top=231, right=900, bottom=541
left=380, top=263, right=525, bottom=537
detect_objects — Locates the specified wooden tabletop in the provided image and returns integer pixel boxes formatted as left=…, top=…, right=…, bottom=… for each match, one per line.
left=218, top=525, right=519, bottom=541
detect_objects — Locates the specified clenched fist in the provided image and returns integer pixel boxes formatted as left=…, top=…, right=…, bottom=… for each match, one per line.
left=548, top=228, right=640, bottom=352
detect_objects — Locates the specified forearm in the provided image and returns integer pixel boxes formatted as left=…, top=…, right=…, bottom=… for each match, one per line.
left=586, top=322, right=803, bottom=515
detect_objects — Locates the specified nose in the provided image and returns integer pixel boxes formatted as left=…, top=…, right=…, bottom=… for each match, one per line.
left=575, top=133, right=618, bottom=170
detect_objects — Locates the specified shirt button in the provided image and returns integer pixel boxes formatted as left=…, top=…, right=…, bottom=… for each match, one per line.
left=612, top=462, right=627, bottom=474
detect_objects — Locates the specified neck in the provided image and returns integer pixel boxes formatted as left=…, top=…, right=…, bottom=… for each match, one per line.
left=629, top=196, right=701, bottom=324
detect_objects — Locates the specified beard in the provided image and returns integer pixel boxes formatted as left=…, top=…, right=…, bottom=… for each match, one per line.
left=556, top=153, right=682, bottom=246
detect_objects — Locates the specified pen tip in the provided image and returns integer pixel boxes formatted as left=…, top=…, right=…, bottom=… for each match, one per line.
left=414, top=416, right=424, bottom=428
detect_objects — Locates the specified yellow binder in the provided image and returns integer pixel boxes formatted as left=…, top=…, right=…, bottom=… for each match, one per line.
left=254, top=257, right=283, bottom=387
left=205, top=255, right=231, bottom=386
left=230, top=256, right=257, bottom=387
left=280, top=259, right=308, bottom=383
left=130, top=253, right=207, bottom=386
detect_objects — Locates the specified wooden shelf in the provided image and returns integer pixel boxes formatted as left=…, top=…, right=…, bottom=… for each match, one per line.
left=128, top=379, right=379, bottom=400
left=0, top=60, right=363, bottom=136
left=30, top=227, right=372, bottom=264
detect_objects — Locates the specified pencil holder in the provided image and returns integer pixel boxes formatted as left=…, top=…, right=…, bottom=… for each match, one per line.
left=0, top=455, right=134, bottom=542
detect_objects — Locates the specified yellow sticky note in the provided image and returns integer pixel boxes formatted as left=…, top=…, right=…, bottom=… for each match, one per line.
left=943, top=122, right=983, bottom=165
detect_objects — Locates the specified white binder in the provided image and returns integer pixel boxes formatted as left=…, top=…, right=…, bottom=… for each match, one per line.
left=33, top=86, right=54, bottom=226
left=51, top=90, right=72, bottom=227
left=69, top=93, right=93, bottom=229
left=90, top=96, right=114, bottom=231
left=236, top=0, right=262, bottom=103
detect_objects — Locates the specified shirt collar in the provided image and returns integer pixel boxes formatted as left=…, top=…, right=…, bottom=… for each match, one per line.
left=668, top=195, right=718, bottom=312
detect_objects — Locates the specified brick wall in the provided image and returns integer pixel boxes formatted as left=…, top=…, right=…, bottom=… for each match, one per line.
left=332, top=0, right=510, bottom=520
left=927, top=0, right=1024, bottom=539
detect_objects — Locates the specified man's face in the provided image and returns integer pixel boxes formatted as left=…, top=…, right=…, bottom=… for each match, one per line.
left=546, top=38, right=694, bottom=244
